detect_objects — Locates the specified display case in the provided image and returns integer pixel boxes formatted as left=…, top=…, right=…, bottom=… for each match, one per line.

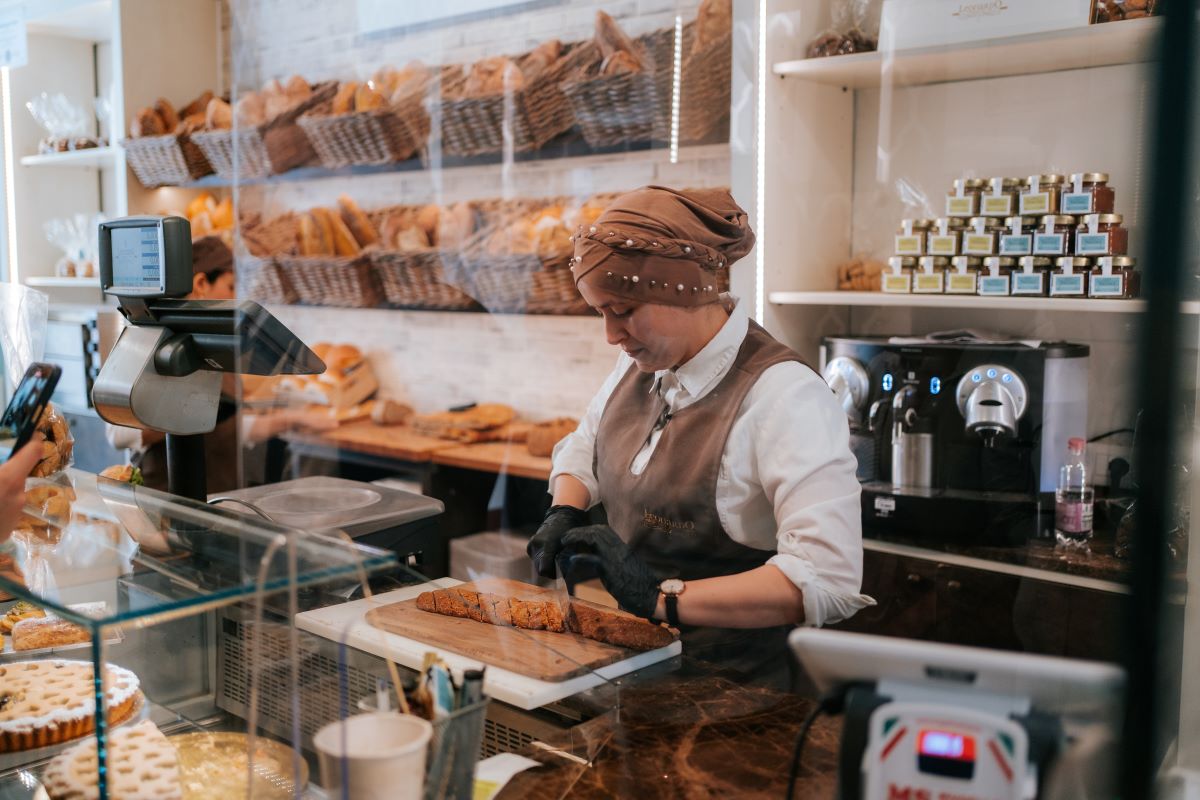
left=0, top=468, right=400, bottom=798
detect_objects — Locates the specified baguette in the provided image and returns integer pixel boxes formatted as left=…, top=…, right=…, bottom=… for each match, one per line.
left=415, top=587, right=674, bottom=651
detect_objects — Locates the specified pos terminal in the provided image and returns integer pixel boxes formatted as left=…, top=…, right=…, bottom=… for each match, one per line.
left=92, top=216, right=323, bottom=500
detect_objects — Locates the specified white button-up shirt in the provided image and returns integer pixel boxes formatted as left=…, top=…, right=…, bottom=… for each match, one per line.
left=550, top=297, right=874, bottom=627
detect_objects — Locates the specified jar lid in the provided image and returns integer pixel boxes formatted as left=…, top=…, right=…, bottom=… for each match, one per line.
left=1028, top=174, right=1065, bottom=185
left=1040, top=215, right=1078, bottom=225
left=888, top=256, right=917, bottom=267
left=1095, top=256, right=1136, bottom=268
left=953, top=178, right=985, bottom=190
left=1069, top=172, right=1110, bottom=184
left=1004, top=216, right=1039, bottom=227
left=1019, top=256, right=1054, bottom=268
left=1084, top=213, right=1123, bottom=225
left=982, top=256, right=1017, bottom=267
left=900, top=218, right=935, bottom=229
left=918, top=256, right=951, bottom=267
left=950, top=255, right=983, bottom=267
left=933, top=217, right=968, bottom=228
left=967, top=216, right=1003, bottom=227
left=988, top=177, right=1024, bottom=190
left=1056, top=256, right=1091, bottom=268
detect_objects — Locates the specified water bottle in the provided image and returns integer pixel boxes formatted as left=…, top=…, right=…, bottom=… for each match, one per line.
left=1055, top=437, right=1094, bottom=546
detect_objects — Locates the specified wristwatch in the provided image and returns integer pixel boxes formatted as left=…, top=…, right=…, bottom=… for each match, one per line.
left=659, top=578, right=686, bottom=627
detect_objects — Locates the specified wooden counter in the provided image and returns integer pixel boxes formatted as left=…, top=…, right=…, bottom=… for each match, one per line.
left=287, top=420, right=456, bottom=463
left=431, top=441, right=552, bottom=481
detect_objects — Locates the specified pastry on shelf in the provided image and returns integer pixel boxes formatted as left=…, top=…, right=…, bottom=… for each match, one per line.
left=594, top=11, right=644, bottom=75
left=1, top=600, right=45, bottom=634
left=129, top=90, right=223, bottom=137
left=410, top=403, right=518, bottom=443
left=42, top=720, right=181, bottom=800
left=0, top=659, right=141, bottom=752
left=692, top=0, right=732, bottom=54
left=836, top=255, right=886, bottom=291
left=11, top=615, right=91, bottom=652
left=527, top=418, right=578, bottom=457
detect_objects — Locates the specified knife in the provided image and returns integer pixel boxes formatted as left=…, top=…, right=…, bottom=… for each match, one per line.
left=553, top=555, right=576, bottom=632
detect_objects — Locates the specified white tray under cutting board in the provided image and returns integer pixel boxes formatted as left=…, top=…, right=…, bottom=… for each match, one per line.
left=294, top=579, right=682, bottom=711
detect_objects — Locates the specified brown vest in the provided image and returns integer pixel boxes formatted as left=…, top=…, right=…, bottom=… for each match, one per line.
left=594, top=320, right=811, bottom=684
left=138, top=409, right=241, bottom=495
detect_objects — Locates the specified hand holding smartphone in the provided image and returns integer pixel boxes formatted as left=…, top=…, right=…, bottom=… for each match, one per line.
left=0, top=363, right=62, bottom=463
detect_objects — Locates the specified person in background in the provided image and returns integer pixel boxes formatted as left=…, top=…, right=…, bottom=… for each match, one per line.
left=106, top=240, right=335, bottom=492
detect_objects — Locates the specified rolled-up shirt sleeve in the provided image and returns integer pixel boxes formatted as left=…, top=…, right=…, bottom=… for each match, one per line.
left=548, top=353, right=633, bottom=509
left=751, top=367, right=875, bottom=627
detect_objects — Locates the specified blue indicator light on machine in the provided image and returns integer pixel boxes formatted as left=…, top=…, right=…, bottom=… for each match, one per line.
left=882, top=373, right=894, bottom=391
left=972, top=373, right=981, bottom=383
left=1003, top=373, right=1013, bottom=383
left=930, top=377, right=941, bottom=394
left=987, top=368, right=997, bottom=379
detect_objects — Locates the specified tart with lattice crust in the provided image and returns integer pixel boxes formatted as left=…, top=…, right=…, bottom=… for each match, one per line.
left=42, top=719, right=181, bottom=800
left=0, top=660, right=140, bottom=752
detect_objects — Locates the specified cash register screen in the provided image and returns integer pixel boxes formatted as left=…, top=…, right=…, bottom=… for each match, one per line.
left=110, top=225, right=163, bottom=290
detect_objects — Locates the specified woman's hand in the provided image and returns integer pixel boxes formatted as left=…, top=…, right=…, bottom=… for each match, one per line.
left=526, top=505, right=589, bottom=578
left=0, top=438, right=44, bottom=541
left=558, top=525, right=660, bottom=619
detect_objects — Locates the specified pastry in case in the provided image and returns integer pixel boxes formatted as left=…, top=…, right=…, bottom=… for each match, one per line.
left=0, top=660, right=140, bottom=752
left=42, top=720, right=181, bottom=800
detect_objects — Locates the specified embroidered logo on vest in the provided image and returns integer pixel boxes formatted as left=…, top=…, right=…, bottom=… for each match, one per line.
left=643, top=509, right=696, bottom=534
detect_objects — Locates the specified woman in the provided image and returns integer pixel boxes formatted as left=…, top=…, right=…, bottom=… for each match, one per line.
left=528, top=186, right=872, bottom=687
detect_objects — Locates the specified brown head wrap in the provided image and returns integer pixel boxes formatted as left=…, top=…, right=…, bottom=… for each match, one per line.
left=571, top=185, right=755, bottom=307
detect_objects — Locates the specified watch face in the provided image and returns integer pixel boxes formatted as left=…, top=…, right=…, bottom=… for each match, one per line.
left=661, top=579, right=685, bottom=595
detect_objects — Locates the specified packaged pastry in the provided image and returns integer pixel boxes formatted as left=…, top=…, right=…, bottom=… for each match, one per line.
left=30, top=403, right=74, bottom=478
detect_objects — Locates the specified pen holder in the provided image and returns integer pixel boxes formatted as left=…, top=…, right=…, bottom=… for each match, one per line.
left=426, top=697, right=491, bottom=800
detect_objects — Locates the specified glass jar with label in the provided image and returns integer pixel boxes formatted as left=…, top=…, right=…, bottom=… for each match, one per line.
left=1088, top=256, right=1140, bottom=299
left=1061, top=173, right=1115, bottom=215
left=913, top=256, right=949, bottom=293
left=945, top=178, right=984, bottom=217
left=980, top=177, right=1025, bottom=217
left=1033, top=215, right=1077, bottom=256
left=1050, top=256, right=1090, bottom=297
left=945, top=255, right=982, bottom=294
left=894, top=219, right=934, bottom=256
left=1011, top=256, right=1053, bottom=296
left=999, top=216, right=1038, bottom=256
left=883, top=256, right=916, bottom=293
left=962, top=217, right=1002, bottom=255
left=1075, top=214, right=1128, bottom=256
left=979, top=256, right=1016, bottom=296
left=1019, top=174, right=1065, bottom=216
left=927, top=218, right=966, bottom=256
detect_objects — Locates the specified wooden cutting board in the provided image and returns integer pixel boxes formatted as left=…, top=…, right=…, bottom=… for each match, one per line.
left=365, top=578, right=654, bottom=682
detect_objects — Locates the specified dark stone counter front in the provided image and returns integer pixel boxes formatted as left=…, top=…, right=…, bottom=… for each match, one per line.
left=497, top=661, right=841, bottom=799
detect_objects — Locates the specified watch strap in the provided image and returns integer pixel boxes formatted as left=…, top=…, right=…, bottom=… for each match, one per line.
left=664, top=592, right=680, bottom=627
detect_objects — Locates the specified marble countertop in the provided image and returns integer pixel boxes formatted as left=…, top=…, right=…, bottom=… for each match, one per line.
left=496, top=661, right=842, bottom=799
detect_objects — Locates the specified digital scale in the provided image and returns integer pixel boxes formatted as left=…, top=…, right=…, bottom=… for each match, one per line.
left=91, top=216, right=323, bottom=500
left=790, top=629, right=1125, bottom=800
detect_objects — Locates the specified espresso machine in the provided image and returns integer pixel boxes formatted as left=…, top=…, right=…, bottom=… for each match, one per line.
left=821, top=336, right=1089, bottom=545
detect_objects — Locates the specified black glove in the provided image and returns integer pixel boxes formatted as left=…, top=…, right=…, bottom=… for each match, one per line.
left=558, top=525, right=660, bottom=619
left=527, top=505, right=589, bottom=579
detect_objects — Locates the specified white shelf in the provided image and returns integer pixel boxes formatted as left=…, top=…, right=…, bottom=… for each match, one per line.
left=20, top=147, right=119, bottom=169
left=768, top=290, right=1200, bottom=314
left=773, top=18, right=1159, bottom=89
left=25, top=1, right=113, bottom=42
left=25, top=276, right=99, bottom=288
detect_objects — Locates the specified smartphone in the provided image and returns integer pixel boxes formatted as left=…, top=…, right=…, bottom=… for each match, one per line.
left=0, top=363, right=62, bottom=462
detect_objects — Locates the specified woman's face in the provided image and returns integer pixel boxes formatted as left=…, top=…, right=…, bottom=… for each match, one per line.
left=578, top=280, right=705, bottom=372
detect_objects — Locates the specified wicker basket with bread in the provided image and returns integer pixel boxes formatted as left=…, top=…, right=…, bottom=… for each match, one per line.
left=121, top=92, right=217, bottom=186
left=561, top=13, right=686, bottom=148
left=191, top=77, right=336, bottom=180
left=437, top=39, right=596, bottom=157
left=273, top=197, right=382, bottom=308
left=298, top=62, right=446, bottom=168
left=238, top=212, right=301, bottom=305
left=678, top=0, right=732, bottom=143
left=366, top=201, right=480, bottom=310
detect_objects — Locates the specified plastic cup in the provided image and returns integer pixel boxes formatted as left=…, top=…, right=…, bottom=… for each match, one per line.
left=314, top=712, right=432, bottom=800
